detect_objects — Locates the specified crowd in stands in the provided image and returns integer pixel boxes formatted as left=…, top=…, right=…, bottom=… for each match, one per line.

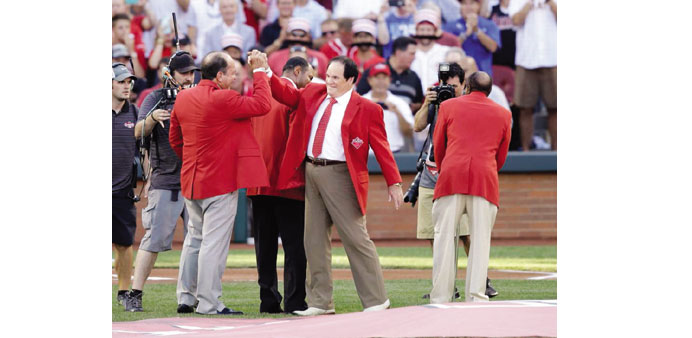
left=113, top=0, right=557, bottom=151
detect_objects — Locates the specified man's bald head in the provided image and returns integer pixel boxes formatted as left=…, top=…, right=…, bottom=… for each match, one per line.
left=201, top=52, right=232, bottom=80
left=467, top=71, right=492, bottom=97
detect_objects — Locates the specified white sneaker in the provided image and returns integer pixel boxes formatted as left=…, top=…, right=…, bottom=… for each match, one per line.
left=363, top=299, right=391, bottom=312
left=292, top=307, right=336, bottom=316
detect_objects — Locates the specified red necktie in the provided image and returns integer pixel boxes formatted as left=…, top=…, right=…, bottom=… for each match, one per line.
left=312, top=97, right=338, bottom=158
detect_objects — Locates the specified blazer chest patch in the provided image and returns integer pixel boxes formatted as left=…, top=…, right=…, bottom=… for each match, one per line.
left=351, top=137, right=364, bottom=149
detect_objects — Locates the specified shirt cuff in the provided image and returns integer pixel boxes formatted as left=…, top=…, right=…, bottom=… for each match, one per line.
left=252, top=67, right=273, bottom=78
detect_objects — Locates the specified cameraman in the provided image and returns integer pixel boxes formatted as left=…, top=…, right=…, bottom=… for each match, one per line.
left=123, top=52, right=199, bottom=313
left=412, top=62, right=497, bottom=299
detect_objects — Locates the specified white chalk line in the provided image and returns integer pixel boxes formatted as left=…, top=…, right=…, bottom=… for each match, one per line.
left=112, top=274, right=176, bottom=281
left=424, top=299, right=557, bottom=310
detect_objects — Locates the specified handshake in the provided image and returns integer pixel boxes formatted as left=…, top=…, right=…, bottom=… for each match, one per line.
left=247, top=50, right=269, bottom=72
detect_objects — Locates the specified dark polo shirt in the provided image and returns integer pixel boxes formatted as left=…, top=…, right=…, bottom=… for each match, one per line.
left=138, top=88, right=183, bottom=191
left=112, top=101, right=138, bottom=193
left=356, top=59, right=424, bottom=106
left=260, top=19, right=282, bottom=48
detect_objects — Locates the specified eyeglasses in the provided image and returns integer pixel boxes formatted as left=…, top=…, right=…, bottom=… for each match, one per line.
left=321, top=30, right=337, bottom=37
left=290, top=30, right=308, bottom=38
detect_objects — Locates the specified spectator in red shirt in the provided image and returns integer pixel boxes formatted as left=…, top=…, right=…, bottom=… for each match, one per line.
left=313, top=18, right=339, bottom=50
left=319, top=18, right=353, bottom=60
left=347, top=19, right=385, bottom=73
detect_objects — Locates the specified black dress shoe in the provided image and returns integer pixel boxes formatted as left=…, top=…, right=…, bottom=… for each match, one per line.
left=177, top=304, right=195, bottom=313
left=260, top=305, right=283, bottom=314
left=486, top=278, right=498, bottom=298
left=217, top=307, right=243, bottom=315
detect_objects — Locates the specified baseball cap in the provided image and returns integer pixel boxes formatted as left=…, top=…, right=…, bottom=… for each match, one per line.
left=369, top=63, right=391, bottom=78
left=221, top=33, right=244, bottom=51
left=352, top=19, right=376, bottom=37
left=112, top=63, right=136, bottom=81
left=169, top=52, right=200, bottom=73
left=112, top=44, right=129, bottom=59
left=287, top=17, right=311, bottom=34
left=414, top=9, right=441, bottom=29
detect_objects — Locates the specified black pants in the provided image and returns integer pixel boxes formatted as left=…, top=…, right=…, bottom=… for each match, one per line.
left=250, top=195, right=307, bottom=313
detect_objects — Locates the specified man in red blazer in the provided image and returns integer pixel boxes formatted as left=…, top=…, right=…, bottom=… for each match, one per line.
left=267, top=55, right=404, bottom=316
left=246, top=57, right=314, bottom=314
left=430, top=71, right=511, bottom=303
left=169, top=51, right=272, bottom=315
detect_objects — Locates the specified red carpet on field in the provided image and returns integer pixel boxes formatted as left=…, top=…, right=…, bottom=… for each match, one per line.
left=112, top=300, right=557, bottom=337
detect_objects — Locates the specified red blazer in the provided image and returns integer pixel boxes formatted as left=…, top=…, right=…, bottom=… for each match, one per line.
left=432, top=91, right=512, bottom=207
left=247, top=78, right=304, bottom=201
left=169, top=73, right=272, bottom=200
left=269, top=73, right=402, bottom=215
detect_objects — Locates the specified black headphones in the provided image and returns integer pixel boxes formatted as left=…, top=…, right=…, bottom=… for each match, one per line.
left=112, top=62, right=135, bottom=90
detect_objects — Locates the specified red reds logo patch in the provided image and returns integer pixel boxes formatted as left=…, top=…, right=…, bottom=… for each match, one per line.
left=124, top=121, right=135, bottom=128
left=351, top=137, right=364, bottom=149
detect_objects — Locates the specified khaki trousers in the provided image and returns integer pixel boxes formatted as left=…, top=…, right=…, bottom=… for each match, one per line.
left=176, top=191, right=238, bottom=314
left=304, top=162, right=387, bottom=309
left=430, top=194, right=497, bottom=303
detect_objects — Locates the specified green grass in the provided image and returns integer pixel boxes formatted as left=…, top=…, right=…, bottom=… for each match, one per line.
left=119, top=245, right=556, bottom=272
left=113, top=279, right=557, bottom=322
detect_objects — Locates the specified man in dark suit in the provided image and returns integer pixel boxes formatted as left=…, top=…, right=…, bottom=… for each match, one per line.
left=169, top=50, right=272, bottom=315
left=247, top=57, right=314, bottom=314
left=430, top=71, right=511, bottom=303
left=267, top=55, right=404, bottom=316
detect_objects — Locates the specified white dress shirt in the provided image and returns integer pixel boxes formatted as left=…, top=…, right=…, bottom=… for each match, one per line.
left=307, top=88, right=354, bottom=161
left=362, top=91, right=413, bottom=153
left=508, top=0, right=557, bottom=69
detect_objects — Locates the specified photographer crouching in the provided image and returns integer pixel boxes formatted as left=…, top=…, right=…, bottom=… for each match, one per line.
left=429, top=71, right=511, bottom=303
left=123, top=51, right=199, bottom=312
left=405, top=62, right=497, bottom=300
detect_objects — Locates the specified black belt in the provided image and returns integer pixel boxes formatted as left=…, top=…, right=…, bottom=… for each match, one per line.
left=306, top=156, right=346, bottom=166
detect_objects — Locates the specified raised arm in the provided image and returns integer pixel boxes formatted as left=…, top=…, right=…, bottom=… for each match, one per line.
left=414, top=87, right=436, bottom=132
left=269, top=72, right=301, bottom=110
left=511, top=0, right=533, bottom=26
left=218, top=71, right=272, bottom=119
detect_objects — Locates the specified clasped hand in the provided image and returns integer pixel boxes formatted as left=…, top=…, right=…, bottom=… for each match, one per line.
left=247, top=50, right=269, bottom=71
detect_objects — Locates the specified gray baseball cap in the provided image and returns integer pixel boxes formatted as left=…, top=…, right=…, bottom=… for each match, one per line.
left=112, top=63, right=136, bottom=81
left=112, top=44, right=129, bottom=59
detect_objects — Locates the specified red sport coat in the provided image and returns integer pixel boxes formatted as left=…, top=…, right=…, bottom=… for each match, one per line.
left=269, top=73, right=402, bottom=215
left=246, top=77, right=304, bottom=201
left=432, top=91, right=512, bottom=207
left=169, top=73, right=272, bottom=200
